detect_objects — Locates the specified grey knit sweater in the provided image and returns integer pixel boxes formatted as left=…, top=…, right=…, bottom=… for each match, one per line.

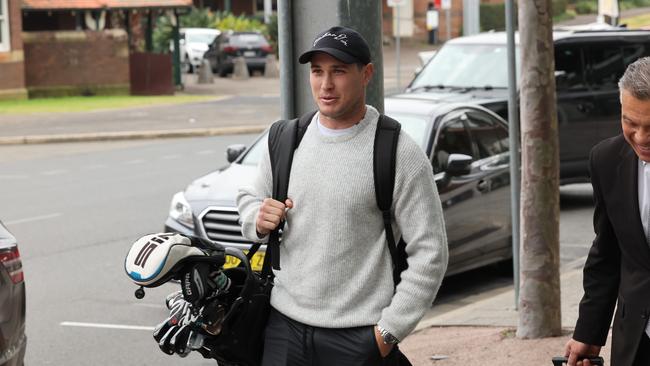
left=236, top=106, right=448, bottom=341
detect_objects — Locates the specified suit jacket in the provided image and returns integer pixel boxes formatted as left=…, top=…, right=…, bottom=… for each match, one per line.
left=573, top=134, right=650, bottom=366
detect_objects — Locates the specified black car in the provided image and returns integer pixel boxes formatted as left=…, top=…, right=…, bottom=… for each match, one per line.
left=407, top=28, right=650, bottom=184
left=164, top=99, right=512, bottom=276
left=204, top=31, right=272, bottom=77
left=0, top=221, right=26, bottom=366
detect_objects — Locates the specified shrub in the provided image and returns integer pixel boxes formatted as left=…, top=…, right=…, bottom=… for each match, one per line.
left=574, top=0, right=598, bottom=14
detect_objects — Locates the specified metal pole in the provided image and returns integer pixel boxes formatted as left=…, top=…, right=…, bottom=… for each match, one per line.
left=264, top=0, right=272, bottom=24
left=396, top=5, right=401, bottom=92
left=278, top=0, right=295, bottom=119
left=172, top=10, right=182, bottom=88
left=505, top=0, right=520, bottom=309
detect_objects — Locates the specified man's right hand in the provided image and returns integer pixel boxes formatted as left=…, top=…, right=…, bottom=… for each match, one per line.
left=255, top=198, right=293, bottom=236
left=564, top=338, right=601, bottom=366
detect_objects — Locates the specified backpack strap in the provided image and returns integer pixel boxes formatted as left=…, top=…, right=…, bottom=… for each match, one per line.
left=262, top=111, right=317, bottom=274
left=374, top=114, right=408, bottom=287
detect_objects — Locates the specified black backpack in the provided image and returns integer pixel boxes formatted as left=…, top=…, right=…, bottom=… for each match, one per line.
left=257, top=111, right=409, bottom=286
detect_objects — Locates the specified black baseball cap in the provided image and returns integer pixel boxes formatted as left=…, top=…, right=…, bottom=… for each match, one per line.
left=298, top=26, right=371, bottom=65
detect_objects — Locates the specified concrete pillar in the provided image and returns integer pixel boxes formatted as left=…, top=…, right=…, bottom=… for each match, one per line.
left=279, top=0, right=384, bottom=119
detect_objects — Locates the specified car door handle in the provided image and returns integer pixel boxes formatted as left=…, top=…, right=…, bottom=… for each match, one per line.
left=477, top=180, right=490, bottom=192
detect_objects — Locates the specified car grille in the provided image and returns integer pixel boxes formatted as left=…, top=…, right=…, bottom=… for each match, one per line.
left=200, top=207, right=248, bottom=245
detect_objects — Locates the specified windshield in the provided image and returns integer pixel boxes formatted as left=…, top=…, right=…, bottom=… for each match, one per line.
left=187, top=32, right=218, bottom=44
left=240, top=134, right=268, bottom=166
left=385, top=113, right=429, bottom=148
left=239, top=115, right=429, bottom=167
left=410, top=43, right=520, bottom=89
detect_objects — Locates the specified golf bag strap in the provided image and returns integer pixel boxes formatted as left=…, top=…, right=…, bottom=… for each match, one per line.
left=374, top=114, right=407, bottom=287
left=266, top=111, right=317, bottom=272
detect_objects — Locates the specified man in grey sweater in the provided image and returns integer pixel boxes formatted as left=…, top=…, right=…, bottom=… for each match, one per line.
left=237, top=26, right=448, bottom=366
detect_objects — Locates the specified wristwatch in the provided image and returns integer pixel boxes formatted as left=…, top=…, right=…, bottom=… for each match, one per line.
left=377, top=325, right=400, bottom=345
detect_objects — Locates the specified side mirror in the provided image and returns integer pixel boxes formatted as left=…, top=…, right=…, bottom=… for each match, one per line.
left=446, top=153, right=473, bottom=177
left=226, top=144, right=247, bottom=163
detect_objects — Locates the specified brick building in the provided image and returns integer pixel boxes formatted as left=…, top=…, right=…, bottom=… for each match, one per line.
left=0, top=0, right=28, bottom=100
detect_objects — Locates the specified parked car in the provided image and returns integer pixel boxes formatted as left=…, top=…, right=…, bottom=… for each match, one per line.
left=407, top=28, right=650, bottom=184
left=0, top=221, right=26, bottom=366
left=164, top=100, right=512, bottom=276
left=204, top=31, right=273, bottom=77
left=171, top=28, right=221, bottom=73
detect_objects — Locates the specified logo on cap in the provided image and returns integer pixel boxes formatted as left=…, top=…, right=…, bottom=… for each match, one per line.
left=313, top=32, right=349, bottom=47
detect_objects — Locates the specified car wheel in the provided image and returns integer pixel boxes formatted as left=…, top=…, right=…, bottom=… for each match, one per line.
left=218, top=63, right=228, bottom=77
left=182, top=57, right=193, bottom=74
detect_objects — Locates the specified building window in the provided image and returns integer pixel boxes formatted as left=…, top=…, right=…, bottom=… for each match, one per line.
left=0, top=0, right=10, bottom=52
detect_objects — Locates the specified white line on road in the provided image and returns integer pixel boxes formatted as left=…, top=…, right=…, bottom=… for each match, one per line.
left=5, top=213, right=62, bottom=225
left=0, top=174, right=28, bottom=179
left=195, top=150, right=215, bottom=155
left=161, top=154, right=181, bottom=160
left=132, top=302, right=166, bottom=309
left=124, top=159, right=146, bottom=165
left=41, top=169, right=67, bottom=176
left=60, top=321, right=155, bottom=331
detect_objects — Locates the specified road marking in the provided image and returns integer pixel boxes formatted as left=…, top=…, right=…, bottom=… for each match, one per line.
left=5, top=213, right=62, bottom=225
left=42, top=169, right=67, bottom=176
left=195, top=150, right=215, bottom=155
left=83, top=164, right=107, bottom=170
left=132, top=302, right=166, bottom=309
left=60, top=321, right=155, bottom=331
left=125, top=159, right=145, bottom=165
left=161, top=154, right=180, bottom=160
left=0, top=174, right=28, bottom=179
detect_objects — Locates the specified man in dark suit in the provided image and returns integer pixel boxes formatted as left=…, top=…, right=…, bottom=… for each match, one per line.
left=565, top=57, right=650, bottom=366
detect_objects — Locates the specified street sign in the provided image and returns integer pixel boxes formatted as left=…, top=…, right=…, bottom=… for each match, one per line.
left=387, top=0, right=407, bottom=7
left=441, top=0, right=451, bottom=10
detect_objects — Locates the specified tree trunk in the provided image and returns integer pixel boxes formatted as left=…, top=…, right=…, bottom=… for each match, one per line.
left=516, top=0, right=562, bottom=339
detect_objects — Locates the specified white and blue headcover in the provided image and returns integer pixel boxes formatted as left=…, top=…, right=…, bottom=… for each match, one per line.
left=125, top=233, right=206, bottom=287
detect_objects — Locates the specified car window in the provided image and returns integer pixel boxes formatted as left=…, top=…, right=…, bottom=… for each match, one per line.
left=433, top=119, right=473, bottom=174
left=584, top=43, right=624, bottom=91
left=239, top=134, right=268, bottom=166
left=384, top=113, right=429, bottom=148
left=466, top=112, right=509, bottom=159
left=232, top=34, right=266, bottom=45
left=555, top=45, right=587, bottom=92
left=623, top=43, right=648, bottom=69
left=187, top=32, right=219, bottom=44
left=410, top=44, right=520, bottom=89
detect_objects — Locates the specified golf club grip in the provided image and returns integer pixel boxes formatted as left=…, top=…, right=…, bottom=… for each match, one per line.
left=552, top=356, right=604, bottom=366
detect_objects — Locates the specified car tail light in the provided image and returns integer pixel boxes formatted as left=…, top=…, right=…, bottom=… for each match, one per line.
left=261, top=45, right=273, bottom=53
left=223, top=46, right=238, bottom=54
left=0, top=246, right=24, bottom=284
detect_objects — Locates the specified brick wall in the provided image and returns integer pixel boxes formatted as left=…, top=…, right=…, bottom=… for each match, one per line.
left=0, top=0, right=27, bottom=99
left=22, top=29, right=130, bottom=97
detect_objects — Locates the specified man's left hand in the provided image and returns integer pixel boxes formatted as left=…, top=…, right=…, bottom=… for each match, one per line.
left=374, top=325, right=394, bottom=358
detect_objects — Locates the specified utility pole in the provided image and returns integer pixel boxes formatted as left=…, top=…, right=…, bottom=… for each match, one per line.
left=278, top=0, right=384, bottom=119
left=516, top=0, right=561, bottom=339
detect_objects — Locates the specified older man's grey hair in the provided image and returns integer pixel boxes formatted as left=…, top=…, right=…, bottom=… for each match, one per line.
left=619, top=56, right=650, bottom=101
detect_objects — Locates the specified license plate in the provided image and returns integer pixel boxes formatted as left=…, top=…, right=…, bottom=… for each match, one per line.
left=224, top=250, right=265, bottom=272
left=244, top=51, right=256, bottom=57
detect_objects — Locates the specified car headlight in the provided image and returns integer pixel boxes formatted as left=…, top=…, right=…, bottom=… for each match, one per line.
left=169, top=191, right=194, bottom=229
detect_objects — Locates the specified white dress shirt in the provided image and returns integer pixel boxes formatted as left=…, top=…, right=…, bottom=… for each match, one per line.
left=637, top=160, right=650, bottom=337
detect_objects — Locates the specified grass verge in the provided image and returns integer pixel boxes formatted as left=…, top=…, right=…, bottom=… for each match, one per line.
left=0, top=95, right=217, bottom=115
left=621, top=12, right=650, bottom=28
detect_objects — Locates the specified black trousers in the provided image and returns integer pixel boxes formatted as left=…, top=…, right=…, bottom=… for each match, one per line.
left=262, top=308, right=409, bottom=366
left=632, top=333, right=650, bottom=366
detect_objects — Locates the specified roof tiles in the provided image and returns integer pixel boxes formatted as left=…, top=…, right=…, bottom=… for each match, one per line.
left=22, top=0, right=193, bottom=10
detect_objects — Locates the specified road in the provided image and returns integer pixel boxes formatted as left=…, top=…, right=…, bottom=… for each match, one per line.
left=0, top=136, right=595, bottom=365
left=0, top=136, right=257, bottom=365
